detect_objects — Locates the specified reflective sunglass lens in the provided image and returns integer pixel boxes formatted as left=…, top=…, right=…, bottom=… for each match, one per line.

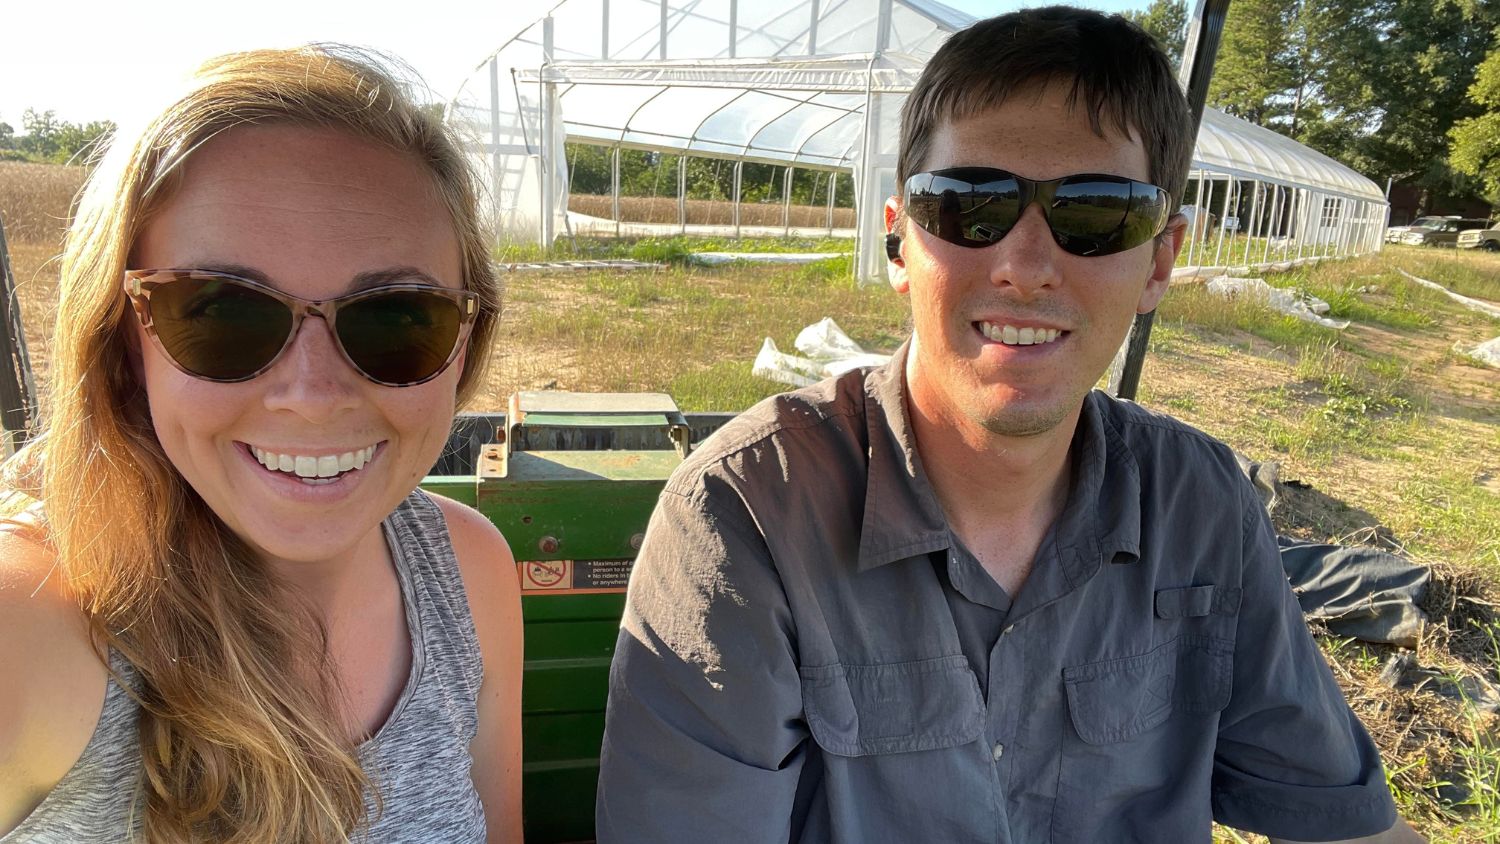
left=908, top=177, right=1023, bottom=247
left=336, top=291, right=463, bottom=385
left=905, top=169, right=1169, bottom=257
left=149, top=277, right=292, bottom=380
left=1051, top=179, right=1138, bottom=256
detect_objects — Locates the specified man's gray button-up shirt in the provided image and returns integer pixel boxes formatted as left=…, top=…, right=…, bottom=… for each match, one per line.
left=597, top=345, right=1397, bottom=843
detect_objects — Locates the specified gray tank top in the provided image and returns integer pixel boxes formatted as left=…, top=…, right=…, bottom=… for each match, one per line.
left=3, top=491, right=490, bottom=843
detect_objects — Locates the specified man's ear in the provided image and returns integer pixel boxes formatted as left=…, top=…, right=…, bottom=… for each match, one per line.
left=1138, top=213, right=1186, bottom=314
left=884, top=196, right=909, bottom=294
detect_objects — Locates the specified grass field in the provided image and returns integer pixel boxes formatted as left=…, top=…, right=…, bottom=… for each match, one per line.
left=2, top=161, right=1499, bottom=840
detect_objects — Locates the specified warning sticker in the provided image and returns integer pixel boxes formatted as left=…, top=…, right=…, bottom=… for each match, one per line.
left=521, top=560, right=571, bottom=591
left=516, top=559, right=635, bottom=594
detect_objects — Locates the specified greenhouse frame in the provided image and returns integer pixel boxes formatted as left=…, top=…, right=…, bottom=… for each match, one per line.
left=449, top=0, right=1388, bottom=283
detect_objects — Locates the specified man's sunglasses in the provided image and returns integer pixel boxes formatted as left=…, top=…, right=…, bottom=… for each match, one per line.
left=902, top=167, right=1173, bottom=257
left=124, top=269, right=478, bottom=387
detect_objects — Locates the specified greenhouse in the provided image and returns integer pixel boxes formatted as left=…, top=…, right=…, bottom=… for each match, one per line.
left=449, top=0, right=1389, bottom=282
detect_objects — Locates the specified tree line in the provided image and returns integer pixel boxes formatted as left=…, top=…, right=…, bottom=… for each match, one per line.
left=1125, top=0, right=1500, bottom=209
left=0, top=109, right=116, bottom=165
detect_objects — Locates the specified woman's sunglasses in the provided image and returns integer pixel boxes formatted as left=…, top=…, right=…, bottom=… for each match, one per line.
left=903, top=167, right=1173, bottom=257
left=124, top=269, right=478, bottom=387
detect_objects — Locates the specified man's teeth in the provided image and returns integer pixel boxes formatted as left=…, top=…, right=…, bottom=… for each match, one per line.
left=249, top=444, right=377, bottom=478
left=980, top=322, right=1063, bottom=345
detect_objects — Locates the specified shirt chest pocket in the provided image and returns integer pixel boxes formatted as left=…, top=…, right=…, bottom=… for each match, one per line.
left=1052, top=634, right=1234, bottom=842
left=798, top=657, right=998, bottom=841
left=799, top=655, right=984, bottom=756
left=1062, top=634, right=1233, bottom=745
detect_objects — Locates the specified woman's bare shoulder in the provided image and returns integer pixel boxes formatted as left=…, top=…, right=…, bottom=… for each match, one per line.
left=425, top=494, right=521, bottom=665
left=0, top=525, right=110, bottom=834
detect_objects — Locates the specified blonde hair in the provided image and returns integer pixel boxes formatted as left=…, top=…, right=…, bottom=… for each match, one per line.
left=4, top=46, right=500, bottom=842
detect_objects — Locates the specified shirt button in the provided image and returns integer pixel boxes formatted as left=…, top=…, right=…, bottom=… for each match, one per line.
left=992, top=742, right=1005, bottom=761
left=1001, top=624, right=1015, bottom=636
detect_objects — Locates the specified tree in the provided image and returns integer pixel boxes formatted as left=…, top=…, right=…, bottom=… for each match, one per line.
left=18, top=109, right=61, bottom=159
left=50, top=120, right=115, bottom=163
left=1201, top=0, right=1496, bottom=210
left=1451, top=33, right=1500, bottom=201
left=1124, top=0, right=1188, bottom=68
left=1359, top=0, right=1496, bottom=199
left=0, top=122, right=13, bottom=149
left=1206, top=0, right=1298, bottom=126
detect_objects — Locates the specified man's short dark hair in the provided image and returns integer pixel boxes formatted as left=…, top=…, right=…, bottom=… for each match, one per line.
left=897, top=6, right=1194, bottom=205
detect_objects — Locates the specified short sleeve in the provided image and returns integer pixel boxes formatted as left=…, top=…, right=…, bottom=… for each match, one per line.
left=595, top=482, right=808, bottom=843
left=1210, top=477, right=1398, bottom=839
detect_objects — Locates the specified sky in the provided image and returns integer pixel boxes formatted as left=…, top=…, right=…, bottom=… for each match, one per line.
left=0, top=0, right=1145, bottom=131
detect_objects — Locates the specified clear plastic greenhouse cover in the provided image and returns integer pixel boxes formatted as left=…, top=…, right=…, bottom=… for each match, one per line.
left=449, top=0, right=1388, bottom=280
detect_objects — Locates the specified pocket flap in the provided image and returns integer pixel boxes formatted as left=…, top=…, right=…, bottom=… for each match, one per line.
left=1063, top=635, right=1232, bottom=746
left=1155, top=585, right=1215, bottom=618
left=1154, top=584, right=1243, bottom=619
left=800, top=655, right=983, bottom=757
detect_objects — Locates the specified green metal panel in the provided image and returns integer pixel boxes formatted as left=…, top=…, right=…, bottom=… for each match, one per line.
left=474, top=435, right=679, bottom=844
left=417, top=475, right=478, bottom=506
left=476, top=453, right=671, bottom=562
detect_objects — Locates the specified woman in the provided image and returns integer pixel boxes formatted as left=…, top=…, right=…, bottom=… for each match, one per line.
left=0, top=46, right=522, bottom=843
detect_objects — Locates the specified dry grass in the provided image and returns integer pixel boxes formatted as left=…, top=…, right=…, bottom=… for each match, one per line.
left=0, top=161, right=85, bottom=244
left=568, top=193, right=856, bottom=229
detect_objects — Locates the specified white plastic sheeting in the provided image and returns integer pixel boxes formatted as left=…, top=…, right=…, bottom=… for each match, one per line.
left=451, top=0, right=1389, bottom=281
left=1205, top=277, right=1350, bottom=330
left=753, top=317, right=891, bottom=386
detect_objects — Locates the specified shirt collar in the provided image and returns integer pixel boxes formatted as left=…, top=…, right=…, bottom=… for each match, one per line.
left=1050, top=391, right=1143, bottom=589
left=854, top=342, right=1142, bottom=577
left=856, top=339, right=951, bottom=571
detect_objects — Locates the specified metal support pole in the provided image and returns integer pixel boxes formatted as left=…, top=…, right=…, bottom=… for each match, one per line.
left=826, top=172, right=837, bottom=234
left=732, top=160, right=743, bottom=239
left=611, top=145, right=621, bottom=238
left=1211, top=179, right=1229, bottom=267
left=1110, top=0, right=1231, bottom=401
left=660, top=0, right=669, bottom=59
left=540, top=17, right=556, bottom=247
left=809, top=0, right=820, bottom=54
left=1296, top=191, right=1307, bottom=262
left=1242, top=179, right=1254, bottom=265
left=783, top=166, right=794, bottom=236
left=0, top=220, right=36, bottom=454
left=678, top=154, right=687, bottom=234
left=602, top=0, right=610, bottom=58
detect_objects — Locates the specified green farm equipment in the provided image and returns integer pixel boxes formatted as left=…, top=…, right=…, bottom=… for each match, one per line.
left=421, top=392, right=731, bottom=843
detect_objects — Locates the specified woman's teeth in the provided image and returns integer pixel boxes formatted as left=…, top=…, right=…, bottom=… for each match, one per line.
left=248, top=444, right=377, bottom=481
left=980, top=322, right=1063, bottom=345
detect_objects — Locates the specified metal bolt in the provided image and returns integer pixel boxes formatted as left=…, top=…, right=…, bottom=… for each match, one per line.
left=538, top=535, right=559, bottom=554
left=630, top=532, right=645, bottom=550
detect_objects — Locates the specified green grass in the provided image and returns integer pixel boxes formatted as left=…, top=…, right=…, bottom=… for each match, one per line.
left=1382, top=246, right=1500, bottom=303
left=500, top=260, right=906, bottom=410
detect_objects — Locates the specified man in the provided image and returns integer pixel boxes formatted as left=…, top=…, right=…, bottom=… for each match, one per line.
left=597, top=7, right=1420, bottom=842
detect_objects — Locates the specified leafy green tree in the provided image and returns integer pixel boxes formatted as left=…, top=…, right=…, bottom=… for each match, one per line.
left=0, top=122, right=13, bottom=149
left=1124, top=0, right=1187, bottom=68
left=1359, top=0, right=1496, bottom=199
left=1451, top=33, right=1500, bottom=201
left=19, top=109, right=61, bottom=159
left=1206, top=0, right=1297, bottom=126
left=50, top=120, right=115, bottom=163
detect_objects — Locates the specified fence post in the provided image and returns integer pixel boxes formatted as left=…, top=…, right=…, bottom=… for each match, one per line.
left=0, top=218, right=37, bottom=456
